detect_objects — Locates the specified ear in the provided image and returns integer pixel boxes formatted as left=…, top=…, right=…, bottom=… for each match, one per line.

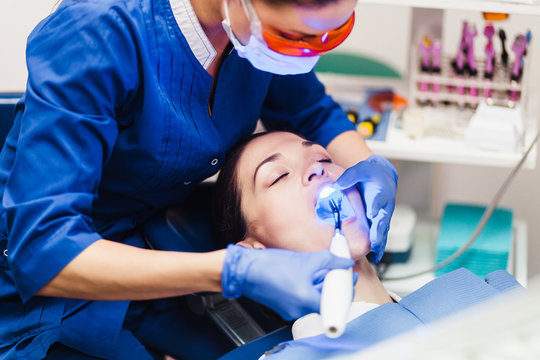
left=237, top=235, right=266, bottom=249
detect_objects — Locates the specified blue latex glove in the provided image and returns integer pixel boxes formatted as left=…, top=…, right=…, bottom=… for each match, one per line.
left=334, top=155, right=398, bottom=263
left=222, top=244, right=356, bottom=321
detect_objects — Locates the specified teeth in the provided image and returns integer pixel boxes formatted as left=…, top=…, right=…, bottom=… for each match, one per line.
left=315, top=187, right=355, bottom=225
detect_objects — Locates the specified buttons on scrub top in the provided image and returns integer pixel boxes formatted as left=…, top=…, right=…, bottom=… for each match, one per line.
left=211, top=158, right=219, bottom=166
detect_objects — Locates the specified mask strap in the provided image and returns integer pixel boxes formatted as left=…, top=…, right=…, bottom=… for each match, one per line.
left=239, top=0, right=263, bottom=36
left=223, top=0, right=232, bottom=25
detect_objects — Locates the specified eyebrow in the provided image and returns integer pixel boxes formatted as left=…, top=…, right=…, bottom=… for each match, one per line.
left=253, top=153, right=282, bottom=188
left=252, top=141, right=318, bottom=188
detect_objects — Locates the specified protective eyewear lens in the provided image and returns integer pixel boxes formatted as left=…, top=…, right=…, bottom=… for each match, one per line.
left=262, top=12, right=355, bottom=57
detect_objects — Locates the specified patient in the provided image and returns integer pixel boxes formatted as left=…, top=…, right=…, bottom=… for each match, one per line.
left=213, top=131, right=396, bottom=338
left=213, top=131, right=524, bottom=359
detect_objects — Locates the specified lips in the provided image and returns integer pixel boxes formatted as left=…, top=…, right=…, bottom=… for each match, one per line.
left=313, top=183, right=357, bottom=226
left=312, top=181, right=335, bottom=208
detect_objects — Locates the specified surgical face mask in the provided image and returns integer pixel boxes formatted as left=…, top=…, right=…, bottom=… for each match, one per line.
left=221, top=0, right=320, bottom=75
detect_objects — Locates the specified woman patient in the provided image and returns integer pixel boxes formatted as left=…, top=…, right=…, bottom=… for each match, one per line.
left=212, top=130, right=524, bottom=359
left=213, top=131, right=397, bottom=339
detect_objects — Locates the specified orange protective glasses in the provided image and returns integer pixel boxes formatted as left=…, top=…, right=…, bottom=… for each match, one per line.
left=261, top=12, right=355, bottom=57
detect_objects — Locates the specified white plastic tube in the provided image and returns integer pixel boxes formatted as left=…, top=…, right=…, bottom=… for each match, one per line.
left=320, top=229, right=353, bottom=338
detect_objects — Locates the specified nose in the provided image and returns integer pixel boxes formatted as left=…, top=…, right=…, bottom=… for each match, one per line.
left=304, top=164, right=325, bottom=184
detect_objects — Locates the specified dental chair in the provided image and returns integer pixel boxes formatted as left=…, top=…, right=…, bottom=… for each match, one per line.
left=0, top=94, right=20, bottom=148
left=140, top=183, right=293, bottom=359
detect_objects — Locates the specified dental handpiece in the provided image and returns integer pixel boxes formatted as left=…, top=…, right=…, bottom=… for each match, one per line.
left=316, top=187, right=354, bottom=338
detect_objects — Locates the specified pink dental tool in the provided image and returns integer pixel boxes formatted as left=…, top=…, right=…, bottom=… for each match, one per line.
left=419, top=37, right=431, bottom=93
left=431, top=39, right=442, bottom=93
left=466, top=24, right=478, bottom=77
left=484, top=24, right=495, bottom=79
left=510, top=34, right=527, bottom=104
left=484, top=43, right=496, bottom=99
left=511, top=34, right=527, bottom=82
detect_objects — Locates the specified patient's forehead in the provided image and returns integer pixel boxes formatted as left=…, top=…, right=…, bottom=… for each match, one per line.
left=240, top=132, right=305, bottom=166
left=237, top=132, right=305, bottom=186
left=246, top=132, right=304, bottom=153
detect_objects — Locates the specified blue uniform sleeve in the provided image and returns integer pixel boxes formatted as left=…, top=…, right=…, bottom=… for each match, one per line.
left=3, top=2, right=140, bottom=301
left=259, top=71, right=356, bottom=147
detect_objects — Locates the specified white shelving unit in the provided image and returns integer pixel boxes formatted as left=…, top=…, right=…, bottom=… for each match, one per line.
left=321, top=0, right=539, bottom=169
left=367, top=114, right=538, bottom=168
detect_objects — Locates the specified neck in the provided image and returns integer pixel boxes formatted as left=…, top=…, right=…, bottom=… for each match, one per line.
left=353, top=257, right=393, bottom=305
left=190, top=0, right=227, bottom=36
left=189, top=0, right=232, bottom=76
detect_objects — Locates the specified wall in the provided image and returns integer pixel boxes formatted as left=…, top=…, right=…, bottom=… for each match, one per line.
left=0, top=0, right=57, bottom=92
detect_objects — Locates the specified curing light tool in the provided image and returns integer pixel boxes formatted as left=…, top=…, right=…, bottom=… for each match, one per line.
left=315, top=186, right=354, bottom=338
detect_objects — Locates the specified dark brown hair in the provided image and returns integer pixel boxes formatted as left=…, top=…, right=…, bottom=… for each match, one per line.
left=212, top=132, right=271, bottom=248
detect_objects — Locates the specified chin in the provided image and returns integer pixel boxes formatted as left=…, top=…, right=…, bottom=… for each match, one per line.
left=349, top=243, right=371, bottom=260
left=344, top=228, right=370, bottom=260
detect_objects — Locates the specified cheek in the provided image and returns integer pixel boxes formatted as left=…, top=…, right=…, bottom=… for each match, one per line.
left=253, top=191, right=335, bottom=252
left=343, top=188, right=371, bottom=260
left=326, top=165, right=345, bottom=180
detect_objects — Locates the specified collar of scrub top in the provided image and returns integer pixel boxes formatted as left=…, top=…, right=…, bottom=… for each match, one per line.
left=169, top=0, right=217, bottom=69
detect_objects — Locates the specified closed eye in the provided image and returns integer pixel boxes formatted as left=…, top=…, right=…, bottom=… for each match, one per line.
left=270, top=173, right=289, bottom=186
left=318, top=158, right=332, bottom=163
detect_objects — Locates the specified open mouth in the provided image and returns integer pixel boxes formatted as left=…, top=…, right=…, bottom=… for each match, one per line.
left=314, top=184, right=356, bottom=226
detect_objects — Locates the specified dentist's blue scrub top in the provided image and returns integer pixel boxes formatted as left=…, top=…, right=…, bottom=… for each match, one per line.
left=0, top=0, right=355, bottom=358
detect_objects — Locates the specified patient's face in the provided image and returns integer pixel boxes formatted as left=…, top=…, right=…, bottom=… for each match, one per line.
left=236, top=132, right=370, bottom=260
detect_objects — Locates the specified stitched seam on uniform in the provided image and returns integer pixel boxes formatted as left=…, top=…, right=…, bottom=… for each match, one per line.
left=172, top=62, right=188, bottom=185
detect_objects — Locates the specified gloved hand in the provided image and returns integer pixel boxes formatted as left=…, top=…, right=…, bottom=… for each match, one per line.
left=221, top=244, right=355, bottom=321
left=334, top=155, right=398, bottom=263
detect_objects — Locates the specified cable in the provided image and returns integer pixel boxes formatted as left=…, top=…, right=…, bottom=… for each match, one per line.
left=382, top=130, right=540, bottom=281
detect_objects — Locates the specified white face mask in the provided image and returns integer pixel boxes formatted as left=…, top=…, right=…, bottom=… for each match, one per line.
left=222, top=0, right=320, bottom=75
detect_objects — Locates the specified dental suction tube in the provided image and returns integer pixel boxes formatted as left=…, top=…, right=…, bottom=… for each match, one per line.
left=316, top=186, right=354, bottom=338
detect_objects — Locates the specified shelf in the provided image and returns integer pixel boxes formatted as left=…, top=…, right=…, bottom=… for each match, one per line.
left=366, top=114, right=538, bottom=168
left=357, top=0, right=540, bottom=16
left=318, top=74, right=538, bottom=169
left=381, top=217, right=528, bottom=297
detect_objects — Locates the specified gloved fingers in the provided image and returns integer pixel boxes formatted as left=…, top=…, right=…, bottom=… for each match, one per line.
left=313, top=268, right=328, bottom=285
left=369, top=210, right=390, bottom=264
left=299, top=288, right=324, bottom=318
left=314, top=280, right=325, bottom=294
left=362, top=183, right=386, bottom=220
left=313, top=267, right=358, bottom=290
left=334, top=161, right=374, bottom=190
left=361, top=170, right=397, bottom=219
left=314, top=250, right=355, bottom=271
left=370, top=155, right=399, bottom=183
left=334, top=155, right=398, bottom=190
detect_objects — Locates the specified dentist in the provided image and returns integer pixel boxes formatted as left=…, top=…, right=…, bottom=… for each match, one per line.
left=0, top=0, right=397, bottom=358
